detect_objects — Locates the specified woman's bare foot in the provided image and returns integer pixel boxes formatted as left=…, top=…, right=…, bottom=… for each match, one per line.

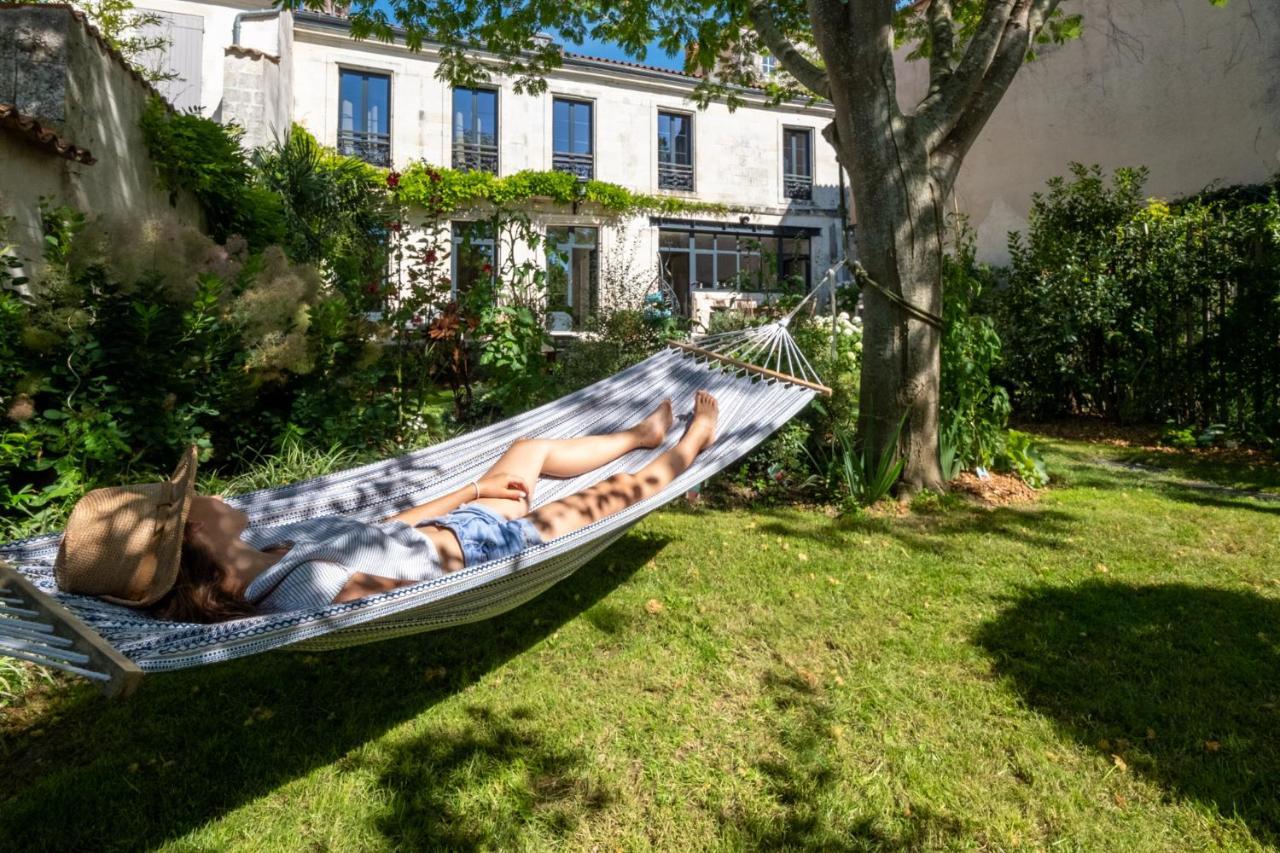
left=682, top=390, right=718, bottom=452
left=631, top=398, right=674, bottom=448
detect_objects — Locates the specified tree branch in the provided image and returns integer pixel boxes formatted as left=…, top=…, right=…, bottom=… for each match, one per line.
left=914, top=0, right=1020, bottom=144
left=925, top=0, right=956, bottom=94
left=747, top=1, right=831, bottom=100
left=931, top=0, right=1063, bottom=185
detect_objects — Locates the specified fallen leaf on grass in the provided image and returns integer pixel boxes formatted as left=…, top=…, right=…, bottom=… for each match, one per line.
left=798, top=552, right=808, bottom=562
left=794, top=667, right=820, bottom=690
left=645, top=599, right=664, bottom=615
left=423, top=666, right=447, bottom=682
left=1112, top=754, right=1128, bottom=772
left=826, top=576, right=841, bottom=586
left=1205, top=740, right=1222, bottom=752
left=1095, top=563, right=1109, bottom=574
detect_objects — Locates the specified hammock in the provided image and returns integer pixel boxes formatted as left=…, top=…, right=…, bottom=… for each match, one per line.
left=0, top=322, right=830, bottom=696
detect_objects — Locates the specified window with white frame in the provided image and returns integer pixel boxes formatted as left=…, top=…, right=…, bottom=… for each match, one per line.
left=545, top=226, right=599, bottom=326
left=338, top=69, right=391, bottom=167
left=451, top=220, right=496, bottom=295
left=783, top=127, right=813, bottom=200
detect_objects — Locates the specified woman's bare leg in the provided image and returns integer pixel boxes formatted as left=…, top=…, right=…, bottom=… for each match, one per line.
left=469, top=399, right=673, bottom=520
left=528, top=390, right=718, bottom=541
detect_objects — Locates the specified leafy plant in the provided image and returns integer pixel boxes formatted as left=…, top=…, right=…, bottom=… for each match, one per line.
left=250, top=125, right=391, bottom=302
left=831, top=422, right=905, bottom=508
left=1160, top=421, right=1199, bottom=450
left=995, top=430, right=1049, bottom=488
left=940, top=218, right=1011, bottom=471
left=139, top=98, right=285, bottom=247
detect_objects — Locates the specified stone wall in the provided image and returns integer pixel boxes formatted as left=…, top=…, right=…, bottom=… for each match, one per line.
left=0, top=5, right=203, bottom=274
left=219, top=11, right=292, bottom=149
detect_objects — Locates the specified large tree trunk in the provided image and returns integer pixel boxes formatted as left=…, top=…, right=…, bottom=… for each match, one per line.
left=814, top=0, right=947, bottom=495
left=847, top=142, right=947, bottom=495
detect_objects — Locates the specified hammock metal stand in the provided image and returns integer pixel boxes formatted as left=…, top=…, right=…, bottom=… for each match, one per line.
left=0, top=290, right=845, bottom=699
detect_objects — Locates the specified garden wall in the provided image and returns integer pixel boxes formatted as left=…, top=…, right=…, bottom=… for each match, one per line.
left=895, top=0, right=1280, bottom=264
left=0, top=4, right=202, bottom=273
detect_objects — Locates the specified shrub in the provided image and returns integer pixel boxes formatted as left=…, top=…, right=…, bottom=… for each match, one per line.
left=138, top=97, right=285, bottom=247
left=997, top=164, right=1280, bottom=442
left=251, top=125, right=392, bottom=304
left=939, top=221, right=1011, bottom=470
left=0, top=207, right=438, bottom=540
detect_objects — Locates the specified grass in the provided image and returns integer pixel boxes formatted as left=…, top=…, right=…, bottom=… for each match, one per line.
left=2, top=436, right=1278, bottom=850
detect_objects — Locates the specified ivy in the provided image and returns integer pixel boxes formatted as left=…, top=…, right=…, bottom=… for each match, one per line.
left=395, top=162, right=737, bottom=217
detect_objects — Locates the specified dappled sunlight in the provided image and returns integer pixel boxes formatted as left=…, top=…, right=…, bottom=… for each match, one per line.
left=371, top=704, right=613, bottom=847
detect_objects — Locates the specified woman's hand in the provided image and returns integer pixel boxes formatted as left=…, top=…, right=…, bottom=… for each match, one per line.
left=477, top=471, right=530, bottom=502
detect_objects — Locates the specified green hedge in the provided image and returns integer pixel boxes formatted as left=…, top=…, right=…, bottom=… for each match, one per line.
left=994, top=164, right=1280, bottom=442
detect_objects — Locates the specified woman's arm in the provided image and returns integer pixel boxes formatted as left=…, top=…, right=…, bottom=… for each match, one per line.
left=332, top=572, right=421, bottom=603
left=383, top=471, right=531, bottom=527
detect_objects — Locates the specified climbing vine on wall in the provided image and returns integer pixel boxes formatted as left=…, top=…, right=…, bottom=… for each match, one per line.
left=395, top=162, right=737, bottom=217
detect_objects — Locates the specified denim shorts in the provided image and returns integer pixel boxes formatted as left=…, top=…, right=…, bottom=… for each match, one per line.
left=421, top=503, right=542, bottom=566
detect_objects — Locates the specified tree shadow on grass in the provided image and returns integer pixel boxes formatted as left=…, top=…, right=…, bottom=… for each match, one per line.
left=976, top=582, right=1280, bottom=846
left=0, top=532, right=668, bottom=853
left=719, top=665, right=973, bottom=850
left=751, top=503, right=1078, bottom=559
left=371, top=703, right=614, bottom=848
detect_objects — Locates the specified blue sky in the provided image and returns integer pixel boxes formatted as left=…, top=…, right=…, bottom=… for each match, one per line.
left=554, top=34, right=685, bottom=70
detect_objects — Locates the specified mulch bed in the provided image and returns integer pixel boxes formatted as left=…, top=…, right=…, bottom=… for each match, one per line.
left=949, top=470, right=1040, bottom=507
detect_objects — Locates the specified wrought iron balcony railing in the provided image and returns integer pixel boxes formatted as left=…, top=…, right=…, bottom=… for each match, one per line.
left=784, top=173, right=813, bottom=200
left=453, top=140, right=499, bottom=174
left=658, top=160, right=695, bottom=192
left=337, top=130, right=391, bottom=167
left=552, top=151, right=594, bottom=180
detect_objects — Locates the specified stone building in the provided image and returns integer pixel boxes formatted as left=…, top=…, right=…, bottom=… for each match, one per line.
left=128, top=0, right=847, bottom=331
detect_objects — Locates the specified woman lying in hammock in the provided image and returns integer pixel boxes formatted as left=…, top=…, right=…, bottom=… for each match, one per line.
left=53, top=391, right=719, bottom=624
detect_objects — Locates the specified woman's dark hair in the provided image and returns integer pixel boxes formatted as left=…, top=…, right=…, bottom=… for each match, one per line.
left=148, top=528, right=258, bottom=624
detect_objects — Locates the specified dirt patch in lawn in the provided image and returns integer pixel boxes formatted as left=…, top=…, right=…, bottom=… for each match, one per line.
left=949, top=471, right=1041, bottom=507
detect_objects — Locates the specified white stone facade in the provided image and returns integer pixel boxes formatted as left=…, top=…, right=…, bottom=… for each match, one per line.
left=130, top=0, right=848, bottom=331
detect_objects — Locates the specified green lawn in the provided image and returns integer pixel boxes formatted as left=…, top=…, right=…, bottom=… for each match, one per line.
left=2, top=437, right=1278, bottom=851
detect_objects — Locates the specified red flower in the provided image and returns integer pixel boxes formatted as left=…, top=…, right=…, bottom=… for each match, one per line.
left=427, top=168, right=442, bottom=183
left=482, top=263, right=493, bottom=275
left=386, top=170, right=401, bottom=188
left=424, top=249, right=438, bottom=263
left=365, top=281, right=380, bottom=294
left=389, top=221, right=402, bottom=233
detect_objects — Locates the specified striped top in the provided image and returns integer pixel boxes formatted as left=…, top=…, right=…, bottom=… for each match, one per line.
left=241, top=517, right=444, bottom=612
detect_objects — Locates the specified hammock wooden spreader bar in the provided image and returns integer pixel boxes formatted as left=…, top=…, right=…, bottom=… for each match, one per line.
left=0, top=562, right=143, bottom=697
left=666, top=340, right=833, bottom=397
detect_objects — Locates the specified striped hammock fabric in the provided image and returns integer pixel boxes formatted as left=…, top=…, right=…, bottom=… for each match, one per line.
left=0, top=324, right=822, bottom=683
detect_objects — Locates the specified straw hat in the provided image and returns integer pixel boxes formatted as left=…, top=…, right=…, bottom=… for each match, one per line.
left=54, top=446, right=198, bottom=607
